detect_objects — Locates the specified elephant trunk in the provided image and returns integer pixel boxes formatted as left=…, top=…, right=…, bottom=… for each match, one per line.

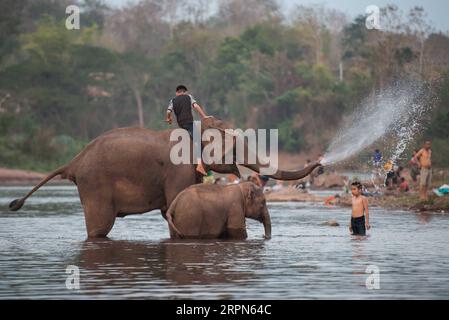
left=262, top=207, right=272, bottom=240
left=200, top=116, right=322, bottom=181
left=269, top=162, right=321, bottom=181
left=243, top=162, right=321, bottom=181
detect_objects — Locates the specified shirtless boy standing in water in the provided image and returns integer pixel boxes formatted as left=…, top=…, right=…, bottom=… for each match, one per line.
left=349, top=182, right=371, bottom=236
left=414, top=141, right=432, bottom=201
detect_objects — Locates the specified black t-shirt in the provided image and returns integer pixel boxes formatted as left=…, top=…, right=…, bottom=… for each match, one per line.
left=167, top=94, right=197, bottom=126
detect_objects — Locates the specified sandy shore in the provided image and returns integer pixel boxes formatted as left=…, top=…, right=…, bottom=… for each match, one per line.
left=265, top=188, right=325, bottom=202
left=0, top=168, right=64, bottom=185
left=357, top=194, right=449, bottom=213
left=266, top=187, right=449, bottom=213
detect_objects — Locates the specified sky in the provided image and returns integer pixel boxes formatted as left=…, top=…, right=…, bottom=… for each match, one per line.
left=105, top=0, right=449, bottom=32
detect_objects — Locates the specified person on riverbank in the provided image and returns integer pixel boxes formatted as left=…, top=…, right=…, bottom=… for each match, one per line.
left=349, top=182, right=370, bottom=237
left=166, top=85, right=208, bottom=176
left=398, top=177, right=410, bottom=193
left=324, top=194, right=341, bottom=207
left=384, top=160, right=395, bottom=189
left=373, top=149, right=382, bottom=167
left=409, top=149, right=421, bottom=188
left=414, top=141, right=432, bottom=201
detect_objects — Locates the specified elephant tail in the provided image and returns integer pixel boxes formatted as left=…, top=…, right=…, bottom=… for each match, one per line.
left=166, top=204, right=184, bottom=239
left=9, top=165, right=68, bottom=211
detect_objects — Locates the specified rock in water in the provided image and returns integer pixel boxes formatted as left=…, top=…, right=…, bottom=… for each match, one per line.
left=321, top=219, right=340, bottom=227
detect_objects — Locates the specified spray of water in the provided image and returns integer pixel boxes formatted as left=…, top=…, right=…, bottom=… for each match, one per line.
left=322, top=82, right=432, bottom=166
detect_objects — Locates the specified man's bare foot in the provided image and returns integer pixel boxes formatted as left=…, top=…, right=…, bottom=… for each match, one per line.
left=196, top=163, right=207, bottom=176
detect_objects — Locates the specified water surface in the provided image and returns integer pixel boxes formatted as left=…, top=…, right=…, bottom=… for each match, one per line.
left=0, top=185, right=448, bottom=299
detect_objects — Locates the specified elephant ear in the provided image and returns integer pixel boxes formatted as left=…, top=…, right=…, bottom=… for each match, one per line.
left=201, top=116, right=239, bottom=173
left=246, top=184, right=257, bottom=202
left=201, top=116, right=229, bottom=133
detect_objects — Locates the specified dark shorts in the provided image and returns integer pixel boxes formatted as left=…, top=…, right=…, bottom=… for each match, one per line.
left=179, top=122, right=201, bottom=162
left=351, top=216, right=366, bottom=236
left=179, top=122, right=194, bottom=138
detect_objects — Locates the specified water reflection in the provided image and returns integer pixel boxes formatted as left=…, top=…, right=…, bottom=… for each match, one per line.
left=350, top=238, right=369, bottom=291
left=74, top=239, right=265, bottom=289
left=416, top=212, right=433, bottom=224
left=2, top=186, right=449, bottom=299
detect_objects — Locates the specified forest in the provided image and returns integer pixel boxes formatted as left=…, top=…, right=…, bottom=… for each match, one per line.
left=0, top=0, right=448, bottom=171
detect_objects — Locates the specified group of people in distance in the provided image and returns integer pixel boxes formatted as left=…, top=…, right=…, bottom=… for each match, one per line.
left=376, top=141, right=433, bottom=201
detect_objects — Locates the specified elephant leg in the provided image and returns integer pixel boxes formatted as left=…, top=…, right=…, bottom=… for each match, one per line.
left=82, top=202, right=116, bottom=238
left=83, top=203, right=116, bottom=238
left=226, top=208, right=247, bottom=239
left=164, top=165, right=197, bottom=208
left=79, top=188, right=116, bottom=238
left=226, top=228, right=248, bottom=240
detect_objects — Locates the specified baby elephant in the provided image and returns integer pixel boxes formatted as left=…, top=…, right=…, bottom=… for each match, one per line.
left=166, top=182, right=271, bottom=240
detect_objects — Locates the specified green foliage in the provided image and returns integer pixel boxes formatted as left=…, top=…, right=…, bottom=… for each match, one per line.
left=241, top=23, right=284, bottom=56
left=278, top=119, right=307, bottom=153
left=311, top=64, right=335, bottom=91
left=425, top=75, right=449, bottom=166
left=431, top=139, right=449, bottom=167
left=0, top=2, right=448, bottom=172
left=0, top=0, right=23, bottom=65
left=342, top=15, right=370, bottom=60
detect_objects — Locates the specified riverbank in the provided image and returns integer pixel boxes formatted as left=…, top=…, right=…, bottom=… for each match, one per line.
left=350, top=194, right=449, bottom=213
left=266, top=187, right=449, bottom=214
left=0, top=168, right=64, bottom=185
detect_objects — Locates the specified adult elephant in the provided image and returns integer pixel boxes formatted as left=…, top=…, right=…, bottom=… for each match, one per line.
left=9, top=117, right=321, bottom=238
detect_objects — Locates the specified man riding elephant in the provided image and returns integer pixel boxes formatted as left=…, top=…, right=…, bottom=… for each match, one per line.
left=166, top=85, right=208, bottom=176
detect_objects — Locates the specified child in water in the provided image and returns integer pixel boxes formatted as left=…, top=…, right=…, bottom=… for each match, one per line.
left=349, top=182, right=371, bottom=236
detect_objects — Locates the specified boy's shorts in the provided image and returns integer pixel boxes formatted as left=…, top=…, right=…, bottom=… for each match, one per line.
left=351, top=216, right=366, bottom=236
left=420, top=168, right=432, bottom=188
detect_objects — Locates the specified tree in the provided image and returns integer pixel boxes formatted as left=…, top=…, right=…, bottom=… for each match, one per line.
left=342, top=15, right=370, bottom=61
left=406, top=6, right=434, bottom=76
left=1, top=1, right=449, bottom=171
left=118, top=53, right=152, bottom=128
left=0, top=0, right=27, bottom=68
left=104, top=0, right=170, bottom=57
left=80, top=0, right=111, bottom=28
left=293, top=5, right=329, bottom=65
left=217, top=0, right=280, bottom=35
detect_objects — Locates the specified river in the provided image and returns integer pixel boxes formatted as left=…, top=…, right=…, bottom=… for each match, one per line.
left=0, top=185, right=448, bottom=299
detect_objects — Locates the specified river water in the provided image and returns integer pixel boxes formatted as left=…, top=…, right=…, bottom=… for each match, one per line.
left=0, top=185, right=448, bottom=299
